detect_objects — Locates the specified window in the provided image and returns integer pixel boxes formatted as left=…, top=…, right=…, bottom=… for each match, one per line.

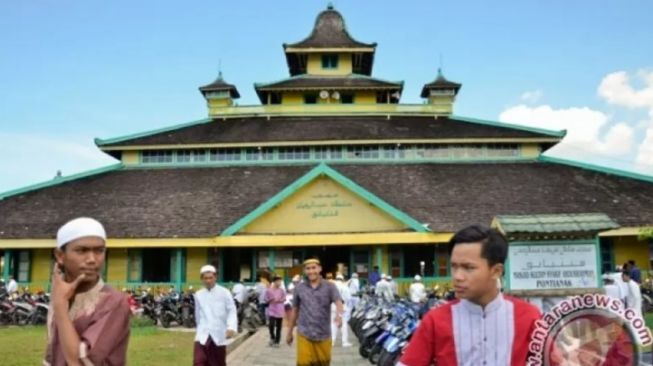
left=600, top=238, right=615, bottom=274
left=321, top=54, right=339, bottom=69
left=304, top=94, right=318, bottom=104
left=423, top=145, right=450, bottom=159
left=347, top=145, right=379, bottom=159
left=209, top=148, right=241, bottom=161
left=278, top=147, right=310, bottom=160
left=340, top=93, right=354, bottom=104
left=12, top=250, right=30, bottom=282
left=403, top=245, right=436, bottom=277
left=142, top=248, right=173, bottom=283
left=269, top=92, right=282, bottom=105
left=352, top=249, right=370, bottom=279
left=128, top=249, right=142, bottom=282
left=389, top=246, right=402, bottom=278
left=245, top=148, right=274, bottom=161
left=315, top=146, right=343, bottom=160
left=142, top=150, right=173, bottom=164
left=487, top=144, right=519, bottom=157
left=177, top=149, right=207, bottom=163
left=434, top=245, right=450, bottom=277
left=383, top=145, right=406, bottom=159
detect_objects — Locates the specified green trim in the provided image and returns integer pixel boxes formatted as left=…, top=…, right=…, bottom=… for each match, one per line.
left=451, top=115, right=566, bottom=138
left=376, top=246, right=382, bottom=270
left=220, top=163, right=428, bottom=236
left=2, top=250, right=11, bottom=281
left=127, top=249, right=143, bottom=283
left=269, top=249, right=276, bottom=271
left=95, top=118, right=212, bottom=146
left=174, top=248, right=184, bottom=291
left=218, top=250, right=225, bottom=282
left=539, top=155, right=653, bottom=184
left=595, top=236, right=602, bottom=288
left=0, top=163, right=124, bottom=200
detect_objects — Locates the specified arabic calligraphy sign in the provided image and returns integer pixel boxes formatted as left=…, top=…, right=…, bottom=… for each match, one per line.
left=295, top=193, right=353, bottom=219
left=508, top=242, right=599, bottom=291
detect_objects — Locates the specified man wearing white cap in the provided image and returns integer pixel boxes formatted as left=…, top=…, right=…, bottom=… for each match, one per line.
left=409, top=275, right=426, bottom=304
left=193, top=264, right=238, bottom=366
left=375, top=274, right=394, bottom=302
left=44, top=217, right=131, bottom=366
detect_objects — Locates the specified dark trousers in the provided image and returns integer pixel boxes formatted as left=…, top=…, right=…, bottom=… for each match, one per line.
left=193, top=337, right=226, bottom=366
left=268, top=316, right=282, bottom=344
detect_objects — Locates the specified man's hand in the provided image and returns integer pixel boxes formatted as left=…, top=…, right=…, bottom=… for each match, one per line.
left=334, top=314, right=343, bottom=328
left=225, top=329, right=237, bottom=339
left=51, top=264, right=85, bottom=312
left=286, top=330, right=294, bottom=345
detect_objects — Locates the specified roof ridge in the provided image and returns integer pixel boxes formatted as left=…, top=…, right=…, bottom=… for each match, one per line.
left=0, top=163, right=124, bottom=200
left=95, top=118, right=212, bottom=146
left=451, top=115, right=566, bottom=138
left=538, top=155, right=653, bottom=184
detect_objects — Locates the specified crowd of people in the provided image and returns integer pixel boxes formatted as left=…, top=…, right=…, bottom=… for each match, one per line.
left=602, top=260, right=645, bottom=317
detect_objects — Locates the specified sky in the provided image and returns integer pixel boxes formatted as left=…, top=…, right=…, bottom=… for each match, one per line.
left=1, top=0, right=652, bottom=192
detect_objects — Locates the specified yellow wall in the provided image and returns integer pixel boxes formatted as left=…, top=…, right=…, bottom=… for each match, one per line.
left=281, top=92, right=305, bottom=104
left=31, top=249, right=52, bottom=282
left=107, top=248, right=128, bottom=282
left=208, top=98, right=233, bottom=108
left=122, top=151, right=139, bottom=165
left=355, top=91, right=377, bottom=104
left=307, top=53, right=352, bottom=75
left=186, top=247, right=206, bottom=282
left=520, top=144, right=542, bottom=158
left=241, top=176, right=409, bottom=234
left=613, top=236, right=651, bottom=272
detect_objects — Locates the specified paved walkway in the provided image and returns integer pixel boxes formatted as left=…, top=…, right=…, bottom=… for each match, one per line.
left=227, top=326, right=369, bottom=366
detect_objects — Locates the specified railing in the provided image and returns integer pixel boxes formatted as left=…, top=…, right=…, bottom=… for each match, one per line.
left=209, top=103, right=453, bottom=118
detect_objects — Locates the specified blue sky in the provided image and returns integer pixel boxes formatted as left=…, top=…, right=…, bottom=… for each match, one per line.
left=1, top=0, right=652, bottom=192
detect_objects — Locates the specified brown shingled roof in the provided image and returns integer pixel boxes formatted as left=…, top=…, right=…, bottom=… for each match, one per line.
left=421, top=69, right=462, bottom=98
left=97, top=116, right=559, bottom=148
left=283, top=5, right=376, bottom=50
left=1, top=162, right=652, bottom=238
left=199, top=72, right=240, bottom=99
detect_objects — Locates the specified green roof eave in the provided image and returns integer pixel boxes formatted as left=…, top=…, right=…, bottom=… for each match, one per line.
left=494, top=213, right=620, bottom=236
left=220, top=162, right=429, bottom=236
left=95, top=118, right=212, bottom=147
left=538, top=155, right=653, bottom=184
left=451, top=115, right=566, bottom=138
left=0, top=163, right=124, bottom=200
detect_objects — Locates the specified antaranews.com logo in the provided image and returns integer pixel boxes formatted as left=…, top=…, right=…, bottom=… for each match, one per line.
left=528, top=294, right=652, bottom=366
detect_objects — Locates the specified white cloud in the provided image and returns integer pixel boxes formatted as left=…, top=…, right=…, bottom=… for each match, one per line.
left=499, top=105, right=634, bottom=156
left=636, top=126, right=653, bottom=167
left=598, top=70, right=653, bottom=109
left=0, top=133, right=117, bottom=193
left=520, top=89, right=543, bottom=104
left=502, top=70, right=653, bottom=173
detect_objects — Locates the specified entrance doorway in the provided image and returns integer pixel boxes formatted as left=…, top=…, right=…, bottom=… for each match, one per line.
left=304, top=246, right=351, bottom=277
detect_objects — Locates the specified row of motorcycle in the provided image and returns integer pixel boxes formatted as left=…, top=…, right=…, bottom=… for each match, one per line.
left=0, top=287, right=49, bottom=326
left=350, top=288, right=451, bottom=366
left=129, top=287, right=263, bottom=332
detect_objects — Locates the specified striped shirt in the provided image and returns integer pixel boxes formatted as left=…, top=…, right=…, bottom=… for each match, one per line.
left=399, top=294, right=541, bottom=366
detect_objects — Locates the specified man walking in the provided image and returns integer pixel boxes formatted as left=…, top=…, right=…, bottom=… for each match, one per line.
left=194, top=265, right=238, bottom=366
left=332, top=274, right=352, bottom=347
left=286, top=258, right=343, bottom=366
left=409, top=275, right=426, bottom=304
left=44, top=217, right=131, bottom=366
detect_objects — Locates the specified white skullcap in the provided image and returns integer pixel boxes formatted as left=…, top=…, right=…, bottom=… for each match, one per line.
left=56, top=217, right=106, bottom=248
left=414, top=275, right=422, bottom=281
left=387, top=275, right=393, bottom=280
left=292, top=274, right=301, bottom=282
left=200, top=265, right=217, bottom=275
left=336, top=274, right=344, bottom=280
left=351, top=273, right=358, bottom=278
left=381, top=273, right=387, bottom=279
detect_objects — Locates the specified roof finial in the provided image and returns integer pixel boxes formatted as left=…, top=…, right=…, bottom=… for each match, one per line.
left=327, top=1, right=334, bottom=10
left=218, top=59, right=223, bottom=80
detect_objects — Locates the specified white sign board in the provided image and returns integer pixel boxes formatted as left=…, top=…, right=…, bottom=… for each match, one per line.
left=508, top=243, right=599, bottom=291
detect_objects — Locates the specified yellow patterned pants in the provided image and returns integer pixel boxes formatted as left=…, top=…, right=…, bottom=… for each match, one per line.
left=296, top=333, right=332, bottom=366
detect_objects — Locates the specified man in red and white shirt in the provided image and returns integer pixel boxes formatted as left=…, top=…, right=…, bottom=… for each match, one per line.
left=399, top=225, right=541, bottom=366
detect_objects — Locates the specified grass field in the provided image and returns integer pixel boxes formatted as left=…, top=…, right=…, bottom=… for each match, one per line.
left=0, top=315, right=651, bottom=365
left=0, top=325, right=195, bottom=366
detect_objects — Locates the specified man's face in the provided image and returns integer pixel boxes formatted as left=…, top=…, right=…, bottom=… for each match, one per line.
left=451, top=242, right=502, bottom=303
left=622, top=273, right=630, bottom=282
left=304, top=263, right=321, bottom=281
left=201, top=272, right=217, bottom=289
left=54, top=236, right=106, bottom=283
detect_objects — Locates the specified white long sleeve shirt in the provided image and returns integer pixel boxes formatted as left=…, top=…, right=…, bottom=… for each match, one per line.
left=624, top=280, right=643, bottom=318
left=194, top=284, right=238, bottom=346
left=409, top=282, right=426, bottom=303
